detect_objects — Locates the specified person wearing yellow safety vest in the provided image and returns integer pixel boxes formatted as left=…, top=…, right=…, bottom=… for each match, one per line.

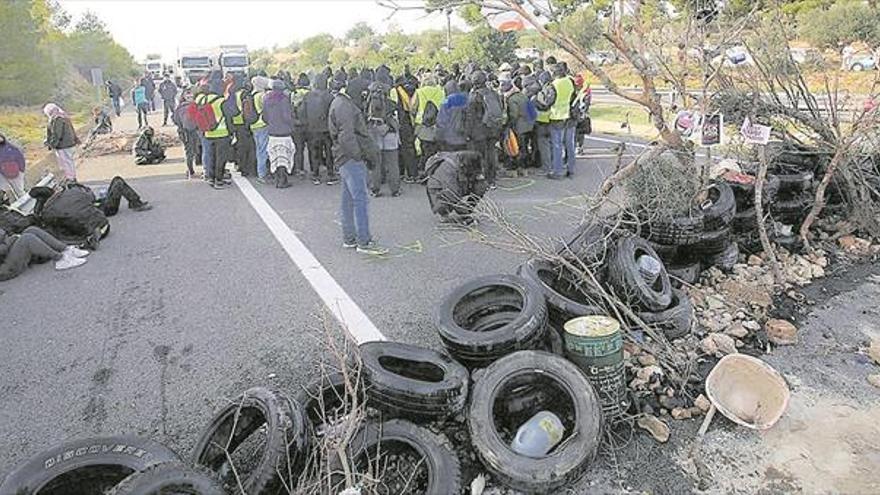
left=530, top=71, right=554, bottom=174
left=194, top=75, right=234, bottom=189
left=232, top=78, right=257, bottom=177
left=250, top=76, right=271, bottom=181
left=291, top=73, right=311, bottom=178
left=548, top=64, right=576, bottom=179
left=411, top=73, right=445, bottom=181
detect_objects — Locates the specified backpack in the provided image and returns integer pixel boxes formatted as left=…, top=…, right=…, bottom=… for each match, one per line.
left=189, top=95, right=222, bottom=132
left=534, top=85, right=555, bottom=112
left=174, top=102, right=198, bottom=131
left=422, top=100, right=439, bottom=127
left=365, top=84, right=390, bottom=124
left=479, top=89, right=505, bottom=131
left=241, top=91, right=259, bottom=126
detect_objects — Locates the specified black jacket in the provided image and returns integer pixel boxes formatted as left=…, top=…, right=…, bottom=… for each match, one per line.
left=304, top=74, right=332, bottom=136
left=328, top=92, right=378, bottom=169
left=46, top=117, right=78, bottom=150
left=159, top=80, right=177, bottom=101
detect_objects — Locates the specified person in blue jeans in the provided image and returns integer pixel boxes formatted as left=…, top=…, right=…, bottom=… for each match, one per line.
left=548, top=65, right=576, bottom=179
left=327, top=73, right=388, bottom=256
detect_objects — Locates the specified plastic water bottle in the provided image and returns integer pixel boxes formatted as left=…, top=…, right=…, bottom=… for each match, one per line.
left=637, top=255, right=662, bottom=285
left=510, top=411, right=565, bottom=458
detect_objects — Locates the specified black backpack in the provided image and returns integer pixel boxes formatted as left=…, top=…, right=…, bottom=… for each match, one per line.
left=479, top=88, right=505, bottom=131
left=366, top=83, right=390, bottom=124
left=422, top=100, right=439, bottom=127
left=241, top=91, right=260, bottom=126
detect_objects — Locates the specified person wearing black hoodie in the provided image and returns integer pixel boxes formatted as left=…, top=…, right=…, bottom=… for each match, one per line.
left=436, top=80, right=469, bottom=152
left=291, top=73, right=311, bottom=178
left=465, top=70, right=503, bottom=189
left=304, top=71, right=336, bottom=185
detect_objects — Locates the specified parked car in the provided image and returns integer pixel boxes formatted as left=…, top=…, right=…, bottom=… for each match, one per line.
left=847, top=54, right=877, bottom=72
left=789, top=47, right=823, bottom=65
left=587, top=51, right=617, bottom=66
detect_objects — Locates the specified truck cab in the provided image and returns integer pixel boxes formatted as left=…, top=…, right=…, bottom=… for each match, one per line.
left=177, top=54, right=215, bottom=85
left=219, top=45, right=249, bottom=77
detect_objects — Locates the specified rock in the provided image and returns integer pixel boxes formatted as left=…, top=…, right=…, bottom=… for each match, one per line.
left=623, top=342, right=641, bottom=356
left=747, top=254, right=763, bottom=266
left=743, top=320, right=761, bottom=332
left=711, top=333, right=738, bottom=355
left=766, top=319, right=798, bottom=346
left=725, top=323, right=749, bottom=339
left=706, top=295, right=726, bottom=310
left=869, top=340, right=880, bottom=365
left=671, top=407, right=692, bottom=420
left=694, top=394, right=711, bottom=412
left=868, top=374, right=880, bottom=389
left=637, top=354, right=658, bottom=366
left=700, top=336, right=718, bottom=355
left=637, top=365, right=664, bottom=381
left=637, top=415, right=670, bottom=443
left=689, top=406, right=704, bottom=417
left=839, top=235, right=872, bottom=254
left=629, top=377, right=648, bottom=389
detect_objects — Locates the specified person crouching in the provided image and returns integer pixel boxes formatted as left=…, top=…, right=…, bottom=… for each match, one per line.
left=425, top=151, right=488, bottom=225
left=133, top=127, right=166, bottom=165
left=262, top=79, right=295, bottom=188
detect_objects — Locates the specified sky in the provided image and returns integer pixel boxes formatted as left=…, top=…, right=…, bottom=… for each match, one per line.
left=58, top=0, right=468, bottom=62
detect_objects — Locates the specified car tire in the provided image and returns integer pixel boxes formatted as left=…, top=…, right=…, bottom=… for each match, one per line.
left=360, top=341, right=469, bottom=420
left=0, top=436, right=180, bottom=495
left=636, top=289, right=694, bottom=340
left=469, top=351, right=602, bottom=493
left=330, top=419, right=461, bottom=495
left=107, top=462, right=224, bottom=495
left=436, top=274, right=548, bottom=368
left=704, top=242, right=739, bottom=272
left=643, top=212, right=705, bottom=246
left=771, top=193, right=813, bottom=224
left=699, top=181, right=736, bottom=230
left=191, top=387, right=310, bottom=495
left=646, top=240, right=679, bottom=263
left=727, top=175, right=780, bottom=210
left=607, top=236, right=673, bottom=312
left=517, top=258, right=605, bottom=330
left=731, top=206, right=758, bottom=233
left=772, top=169, right=814, bottom=194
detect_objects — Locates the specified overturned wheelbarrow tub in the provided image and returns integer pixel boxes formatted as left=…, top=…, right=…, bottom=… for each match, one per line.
left=469, top=350, right=603, bottom=493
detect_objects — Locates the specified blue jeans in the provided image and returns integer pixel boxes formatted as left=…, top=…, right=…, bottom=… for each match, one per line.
left=200, top=136, right=213, bottom=179
left=253, top=127, right=269, bottom=178
left=564, top=122, right=576, bottom=176
left=339, top=160, right=371, bottom=247
left=550, top=121, right=576, bottom=177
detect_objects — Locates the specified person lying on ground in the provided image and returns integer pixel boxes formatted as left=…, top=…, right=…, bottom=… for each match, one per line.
left=0, top=190, right=36, bottom=234
left=0, top=132, right=26, bottom=200
left=92, top=176, right=152, bottom=216
left=425, top=150, right=488, bottom=225
left=0, top=226, right=89, bottom=281
left=133, top=127, right=166, bottom=165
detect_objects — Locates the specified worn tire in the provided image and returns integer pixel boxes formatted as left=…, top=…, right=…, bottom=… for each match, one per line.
left=636, top=289, right=694, bottom=340
left=704, top=242, right=739, bottom=272
left=773, top=168, right=814, bottom=194
left=691, top=227, right=732, bottom=256
left=191, top=387, right=310, bottom=495
left=436, top=274, right=548, bottom=367
left=771, top=193, right=813, bottom=224
left=607, top=236, right=673, bottom=312
left=666, top=260, right=701, bottom=286
left=0, top=436, right=180, bottom=495
left=107, top=462, right=224, bottom=495
left=469, top=351, right=602, bottom=493
left=646, top=240, right=679, bottom=263
left=699, top=181, right=736, bottom=230
left=296, top=371, right=364, bottom=434
left=360, top=341, right=469, bottom=420
left=643, top=212, right=705, bottom=246
left=727, top=175, right=780, bottom=209
left=555, top=222, right=611, bottom=265
left=731, top=206, right=758, bottom=233
left=517, top=258, right=604, bottom=330
left=331, top=419, right=461, bottom=495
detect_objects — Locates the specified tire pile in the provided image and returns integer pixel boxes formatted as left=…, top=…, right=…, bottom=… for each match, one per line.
left=640, top=180, right=739, bottom=283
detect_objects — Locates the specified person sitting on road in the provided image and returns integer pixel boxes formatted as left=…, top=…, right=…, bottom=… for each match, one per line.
left=85, top=106, right=113, bottom=146
left=0, top=226, right=89, bottom=281
left=133, top=127, right=166, bottom=165
left=425, top=150, right=488, bottom=225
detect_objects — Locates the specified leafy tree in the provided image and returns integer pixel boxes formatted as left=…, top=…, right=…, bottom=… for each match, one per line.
left=301, top=34, right=336, bottom=67
left=345, top=22, right=374, bottom=42
left=0, top=0, right=55, bottom=104
left=328, top=47, right=351, bottom=67
left=74, top=10, right=106, bottom=33
left=799, top=1, right=880, bottom=48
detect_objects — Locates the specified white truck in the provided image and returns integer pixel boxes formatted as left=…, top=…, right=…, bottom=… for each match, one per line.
left=219, top=45, right=249, bottom=76
left=176, top=50, right=217, bottom=86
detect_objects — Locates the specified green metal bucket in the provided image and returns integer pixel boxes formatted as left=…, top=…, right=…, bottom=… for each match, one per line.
left=563, top=315, right=628, bottom=418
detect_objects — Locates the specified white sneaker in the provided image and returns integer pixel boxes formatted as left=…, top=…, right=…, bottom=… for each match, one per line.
left=55, top=253, right=87, bottom=271
left=64, top=246, right=90, bottom=258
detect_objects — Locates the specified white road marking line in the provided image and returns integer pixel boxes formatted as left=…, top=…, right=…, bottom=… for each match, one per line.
left=233, top=176, right=386, bottom=344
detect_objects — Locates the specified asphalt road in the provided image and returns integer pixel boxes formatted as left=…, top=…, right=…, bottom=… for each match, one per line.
left=0, top=134, right=635, bottom=478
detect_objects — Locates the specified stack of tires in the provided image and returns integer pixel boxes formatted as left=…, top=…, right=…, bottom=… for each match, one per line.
left=769, top=163, right=815, bottom=227
left=640, top=181, right=739, bottom=280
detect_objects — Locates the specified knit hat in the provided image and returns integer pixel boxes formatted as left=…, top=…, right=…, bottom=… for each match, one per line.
left=251, top=76, right=270, bottom=92
left=271, top=79, right=285, bottom=91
